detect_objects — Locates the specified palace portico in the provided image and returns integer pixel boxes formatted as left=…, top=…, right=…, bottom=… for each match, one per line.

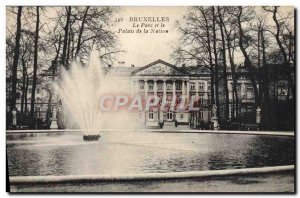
left=126, top=59, right=212, bottom=128
left=130, top=76, right=211, bottom=127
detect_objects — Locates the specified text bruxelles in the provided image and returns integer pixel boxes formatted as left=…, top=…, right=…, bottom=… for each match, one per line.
left=129, top=17, right=170, bottom=23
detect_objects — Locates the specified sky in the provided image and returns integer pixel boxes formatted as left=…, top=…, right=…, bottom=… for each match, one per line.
left=6, top=6, right=294, bottom=68
left=109, top=6, right=294, bottom=68
left=110, top=6, right=188, bottom=67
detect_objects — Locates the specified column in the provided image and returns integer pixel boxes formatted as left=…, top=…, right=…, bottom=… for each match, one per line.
left=135, top=80, right=140, bottom=92
left=195, top=81, right=199, bottom=99
left=161, top=80, right=167, bottom=109
left=204, top=81, right=208, bottom=101
left=182, top=80, right=185, bottom=97
left=154, top=80, right=157, bottom=96
left=186, top=80, right=190, bottom=103
left=172, top=80, right=176, bottom=110
left=181, top=80, right=185, bottom=107
left=172, top=81, right=176, bottom=97
left=163, top=80, right=166, bottom=98
left=132, top=79, right=138, bottom=94
left=144, top=79, right=148, bottom=98
left=228, top=81, right=232, bottom=101
left=241, top=82, right=245, bottom=100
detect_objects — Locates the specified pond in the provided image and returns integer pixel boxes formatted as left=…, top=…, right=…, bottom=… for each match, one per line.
left=7, top=131, right=294, bottom=176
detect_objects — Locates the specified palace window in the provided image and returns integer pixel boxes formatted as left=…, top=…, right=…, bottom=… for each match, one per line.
left=148, top=83, right=154, bottom=90
left=236, top=84, right=241, bottom=98
left=199, top=82, right=204, bottom=91
left=278, top=86, right=286, bottom=95
left=190, top=83, right=195, bottom=90
left=157, top=83, right=163, bottom=90
left=200, top=97, right=204, bottom=105
left=139, top=83, right=144, bottom=90
left=177, top=95, right=182, bottom=104
left=167, top=83, right=172, bottom=90
left=200, top=109, right=204, bottom=120
left=154, top=110, right=158, bottom=120
left=167, top=110, right=173, bottom=120
left=166, top=96, right=172, bottom=105
left=149, top=110, right=154, bottom=120
left=246, top=87, right=254, bottom=101
left=277, top=81, right=287, bottom=96
left=176, top=83, right=182, bottom=90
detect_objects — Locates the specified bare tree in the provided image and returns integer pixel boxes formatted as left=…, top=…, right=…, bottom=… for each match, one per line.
left=217, top=6, right=229, bottom=123
left=222, top=7, right=240, bottom=119
left=172, top=6, right=216, bottom=106
left=72, top=6, right=122, bottom=65
left=211, top=6, right=221, bottom=118
left=19, top=33, right=33, bottom=118
left=263, top=6, right=295, bottom=100
left=61, top=6, right=72, bottom=67
left=235, top=6, right=260, bottom=106
left=11, top=6, right=22, bottom=111
left=75, top=6, right=90, bottom=57
left=29, top=6, right=40, bottom=128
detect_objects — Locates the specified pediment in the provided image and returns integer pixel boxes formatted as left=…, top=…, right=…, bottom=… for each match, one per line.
left=193, top=67, right=211, bottom=75
left=132, top=60, right=186, bottom=76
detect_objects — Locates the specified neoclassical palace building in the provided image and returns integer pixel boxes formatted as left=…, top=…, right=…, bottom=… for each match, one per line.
left=132, top=59, right=211, bottom=128
left=105, top=59, right=257, bottom=129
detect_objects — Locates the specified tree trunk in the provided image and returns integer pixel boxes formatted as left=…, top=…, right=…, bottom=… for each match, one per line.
left=261, top=28, right=272, bottom=130
left=20, top=58, right=26, bottom=116
left=29, top=6, right=40, bottom=128
left=46, top=90, right=52, bottom=127
left=237, top=7, right=259, bottom=107
left=52, top=34, right=62, bottom=79
left=287, top=31, right=294, bottom=64
left=272, top=7, right=288, bottom=63
left=11, top=6, right=22, bottom=111
left=200, top=8, right=215, bottom=105
left=75, top=6, right=89, bottom=57
left=223, top=24, right=239, bottom=119
left=257, top=25, right=262, bottom=100
left=217, top=7, right=229, bottom=123
left=272, top=6, right=295, bottom=100
left=212, top=6, right=220, bottom=119
left=66, top=29, right=72, bottom=64
left=61, top=6, right=72, bottom=67
left=24, top=74, right=29, bottom=121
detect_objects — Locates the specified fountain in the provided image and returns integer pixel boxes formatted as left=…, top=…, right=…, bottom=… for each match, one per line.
left=54, top=50, right=138, bottom=141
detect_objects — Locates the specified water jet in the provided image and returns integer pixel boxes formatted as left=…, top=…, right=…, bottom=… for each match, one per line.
left=54, top=49, right=138, bottom=141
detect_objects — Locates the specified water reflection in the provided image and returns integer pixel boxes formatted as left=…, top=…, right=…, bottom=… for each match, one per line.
left=7, top=132, right=294, bottom=176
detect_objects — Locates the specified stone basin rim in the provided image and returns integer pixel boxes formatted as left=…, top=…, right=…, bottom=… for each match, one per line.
left=9, top=165, right=294, bottom=185
left=6, top=129, right=295, bottom=136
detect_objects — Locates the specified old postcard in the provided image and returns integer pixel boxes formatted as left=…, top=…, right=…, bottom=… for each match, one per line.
left=6, top=6, right=295, bottom=193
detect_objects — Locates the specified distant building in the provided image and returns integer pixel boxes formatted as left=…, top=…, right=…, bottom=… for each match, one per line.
left=105, top=59, right=261, bottom=129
